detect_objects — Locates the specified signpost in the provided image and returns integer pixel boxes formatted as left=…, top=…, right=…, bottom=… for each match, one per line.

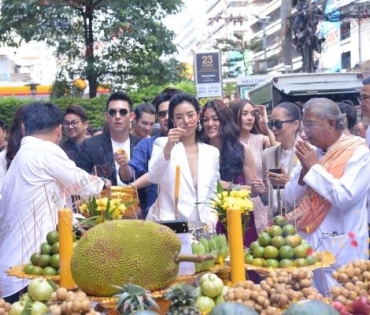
left=194, top=50, right=223, bottom=106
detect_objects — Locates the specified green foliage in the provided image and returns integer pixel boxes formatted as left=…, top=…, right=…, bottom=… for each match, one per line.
left=127, top=80, right=196, bottom=104
left=0, top=97, right=32, bottom=128
left=0, top=80, right=196, bottom=129
left=0, top=0, right=186, bottom=98
left=223, top=82, right=237, bottom=96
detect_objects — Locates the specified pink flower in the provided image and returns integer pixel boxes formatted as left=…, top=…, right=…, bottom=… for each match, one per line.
left=351, top=240, right=358, bottom=248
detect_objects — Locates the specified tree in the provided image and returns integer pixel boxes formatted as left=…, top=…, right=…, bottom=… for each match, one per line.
left=214, top=34, right=267, bottom=77
left=0, top=0, right=185, bottom=98
left=292, top=0, right=325, bottom=73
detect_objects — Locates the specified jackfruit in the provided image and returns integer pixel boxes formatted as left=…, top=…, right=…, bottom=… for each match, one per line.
left=71, top=220, right=213, bottom=297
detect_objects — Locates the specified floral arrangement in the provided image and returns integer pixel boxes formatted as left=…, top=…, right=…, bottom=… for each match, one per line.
left=78, top=196, right=127, bottom=227
left=209, top=182, right=254, bottom=233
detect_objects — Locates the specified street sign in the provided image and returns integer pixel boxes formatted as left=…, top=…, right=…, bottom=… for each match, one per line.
left=194, top=51, right=223, bottom=100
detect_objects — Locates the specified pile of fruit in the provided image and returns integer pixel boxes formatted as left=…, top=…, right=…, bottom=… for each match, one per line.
left=195, top=273, right=227, bottom=314
left=192, top=234, right=229, bottom=272
left=225, top=268, right=323, bottom=314
left=244, top=216, right=317, bottom=268
left=48, top=287, right=100, bottom=315
left=329, top=260, right=370, bottom=314
left=0, top=298, right=12, bottom=315
left=23, top=230, right=70, bottom=276
left=9, top=278, right=55, bottom=315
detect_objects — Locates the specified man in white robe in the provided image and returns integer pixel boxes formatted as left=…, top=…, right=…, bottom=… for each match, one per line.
left=0, top=103, right=108, bottom=302
left=285, top=98, right=370, bottom=296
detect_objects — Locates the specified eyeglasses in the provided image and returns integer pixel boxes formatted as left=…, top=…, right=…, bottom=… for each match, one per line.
left=357, top=96, right=370, bottom=104
left=63, top=120, right=81, bottom=128
left=107, top=108, right=129, bottom=117
left=158, top=110, right=168, bottom=118
left=267, top=119, right=295, bottom=130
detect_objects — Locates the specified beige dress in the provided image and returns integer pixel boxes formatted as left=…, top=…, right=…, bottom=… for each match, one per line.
left=243, top=134, right=268, bottom=232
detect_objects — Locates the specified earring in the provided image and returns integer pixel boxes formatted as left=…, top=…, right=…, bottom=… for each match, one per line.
left=197, top=120, right=202, bottom=131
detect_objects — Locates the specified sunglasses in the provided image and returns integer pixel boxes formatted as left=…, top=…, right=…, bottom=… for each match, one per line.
left=267, top=119, right=295, bottom=130
left=107, top=108, right=129, bottom=117
left=158, top=110, right=168, bottom=118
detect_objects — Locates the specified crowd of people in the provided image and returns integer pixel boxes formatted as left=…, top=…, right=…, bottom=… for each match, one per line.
left=1, top=76, right=370, bottom=301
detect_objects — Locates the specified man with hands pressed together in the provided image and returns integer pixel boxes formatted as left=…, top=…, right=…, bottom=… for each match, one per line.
left=284, top=98, right=370, bottom=296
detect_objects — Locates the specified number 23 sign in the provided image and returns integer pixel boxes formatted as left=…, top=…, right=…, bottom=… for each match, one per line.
left=194, top=51, right=222, bottom=99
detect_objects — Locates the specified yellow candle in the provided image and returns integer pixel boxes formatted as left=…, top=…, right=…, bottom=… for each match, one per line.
left=174, top=165, right=180, bottom=200
left=227, top=208, right=246, bottom=285
left=58, top=208, right=76, bottom=289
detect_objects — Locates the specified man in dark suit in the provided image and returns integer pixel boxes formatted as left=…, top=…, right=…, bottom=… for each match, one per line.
left=76, top=92, right=141, bottom=185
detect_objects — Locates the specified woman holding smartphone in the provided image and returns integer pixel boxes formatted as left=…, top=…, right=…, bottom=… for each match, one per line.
left=260, top=102, right=302, bottom=219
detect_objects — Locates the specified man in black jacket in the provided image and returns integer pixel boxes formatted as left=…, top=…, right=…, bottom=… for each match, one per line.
left=76, top=92, right=140, bottom=185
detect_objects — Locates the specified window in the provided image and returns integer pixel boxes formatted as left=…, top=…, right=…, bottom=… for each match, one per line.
left=340, top=21, right=350, bottom=41
left=341, top=51, right=351, bottom=69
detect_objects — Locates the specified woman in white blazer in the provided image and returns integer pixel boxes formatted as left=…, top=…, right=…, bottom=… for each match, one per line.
left=146, top=93, right=220, bottom=230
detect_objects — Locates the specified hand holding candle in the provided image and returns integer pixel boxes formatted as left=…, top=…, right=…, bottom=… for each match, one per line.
left=58, top=208, right=76, bottom=289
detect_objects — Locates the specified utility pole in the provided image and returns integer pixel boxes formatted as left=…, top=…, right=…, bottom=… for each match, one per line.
left=281, top=0, right=293, bottom=72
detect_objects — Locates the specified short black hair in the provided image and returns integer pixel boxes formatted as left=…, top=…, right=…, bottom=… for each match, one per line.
left=64, top=105, right=87, bottom=122
left=64, top=105, right=88, bottom=122
left=106, top=91, right=133, bottom=111
left=363, top=76, right=370, bottom=85
left=23, top=102, right=63, bottom=135
left=134, top=103, right=156, bottom=120
left=152, top=88, right=182, bottom=113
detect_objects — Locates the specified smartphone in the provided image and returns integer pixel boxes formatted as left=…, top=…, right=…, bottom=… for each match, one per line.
left=268, top=168, right=283, bottom=189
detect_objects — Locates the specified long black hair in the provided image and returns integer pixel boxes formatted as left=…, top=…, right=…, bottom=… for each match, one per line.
left=6, top=105, right=29, bottom=169
left=201, top=100, right=245, bottom=183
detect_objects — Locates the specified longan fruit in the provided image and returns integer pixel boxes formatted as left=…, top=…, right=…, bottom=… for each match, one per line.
left=330, top=286, right=341, bottom=297
left=241, top=290, right=250, bottom=301
left=4, top=303, right=11, bottom=312
left=71, top=300, right=82, bottom=312
left=254, top=303, right=263, bottom=312
left=354, top=267, right=362, bottom=277
left=256, top=295, right=265, bottom=305
left=250, top=290, right=259, bottom=300
left=338, top=273, right=348, bottom=283
left=49, top=304, right=62, bottom=315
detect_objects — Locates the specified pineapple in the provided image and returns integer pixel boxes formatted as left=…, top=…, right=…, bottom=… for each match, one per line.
left=164, top=282, right=200, bottom=315
left=113, top=283, right=159, bottom=315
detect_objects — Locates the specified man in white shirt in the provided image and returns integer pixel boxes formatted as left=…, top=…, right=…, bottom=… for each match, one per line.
left=285, top=98, right=370, bottom=296
left=76, top=92, right=140, bottom=186
left=0, top=102, right=107, bottom=302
